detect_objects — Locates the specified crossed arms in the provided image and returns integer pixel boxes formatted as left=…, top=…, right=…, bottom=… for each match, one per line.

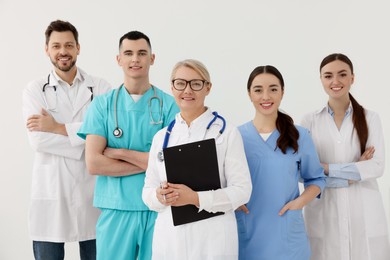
left=85, top=134, right=149, bottom=177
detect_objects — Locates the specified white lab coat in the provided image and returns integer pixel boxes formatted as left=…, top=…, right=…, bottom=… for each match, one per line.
left=22, top=68, right=112, bottom=242
left=142, top=109, right=252, bottom=260
left=301, top=105, right=390, bottom=260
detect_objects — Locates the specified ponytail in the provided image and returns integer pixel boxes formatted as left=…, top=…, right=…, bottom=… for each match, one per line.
left=349, top=93, right=368, bottom=155
left=246, top=65, right=299, bottom=153
left=276, top=111, right=299, bottom=154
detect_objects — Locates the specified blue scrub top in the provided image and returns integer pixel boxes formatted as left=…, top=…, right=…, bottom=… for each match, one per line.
left=78, top=86, right=179, bottom=211
left=236, top=122, right=325, bottom=260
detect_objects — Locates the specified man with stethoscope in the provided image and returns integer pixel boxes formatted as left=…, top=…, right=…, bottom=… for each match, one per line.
left=22, top=20, right=112, bottom=260
left=78, top=31, right=179, bottom=260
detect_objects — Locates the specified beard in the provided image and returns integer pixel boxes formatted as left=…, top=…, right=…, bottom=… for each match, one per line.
left=51, top=56, right=77, bottom=72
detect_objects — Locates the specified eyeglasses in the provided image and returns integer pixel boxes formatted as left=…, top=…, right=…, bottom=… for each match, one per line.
left=172, top=79, right=208, bottom=91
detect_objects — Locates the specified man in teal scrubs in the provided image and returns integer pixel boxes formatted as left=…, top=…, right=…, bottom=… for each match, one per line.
left=78, top=31, right=179, bottom=260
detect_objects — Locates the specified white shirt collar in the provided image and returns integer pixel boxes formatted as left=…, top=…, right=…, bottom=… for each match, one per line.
left=176, top=107, right=212, bottom=126
left=327, top=102, right=353, bottom=117
left=52, top=68, right=83, bottom=87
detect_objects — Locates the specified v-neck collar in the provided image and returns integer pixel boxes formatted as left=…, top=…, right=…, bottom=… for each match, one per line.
left=249, top=121, right=279, bottom=151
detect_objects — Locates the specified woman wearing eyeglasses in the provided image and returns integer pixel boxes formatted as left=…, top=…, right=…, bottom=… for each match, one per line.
left=142, top=59, right=252, bottom=259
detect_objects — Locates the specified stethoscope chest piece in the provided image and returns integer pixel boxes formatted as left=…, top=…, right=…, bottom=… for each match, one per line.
left=157, top=150, right=164, bottom=162
left=112, top=85, right=163, bottom=138
left=113, top=127, right=123, bottom=138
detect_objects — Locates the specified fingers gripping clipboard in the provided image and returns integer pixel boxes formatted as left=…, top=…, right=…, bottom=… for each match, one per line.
left=163, top=138, right=224, bottom=226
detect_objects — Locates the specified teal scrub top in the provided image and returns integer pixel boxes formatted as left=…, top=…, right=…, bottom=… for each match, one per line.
left=78, top=85, right=179, bottom=211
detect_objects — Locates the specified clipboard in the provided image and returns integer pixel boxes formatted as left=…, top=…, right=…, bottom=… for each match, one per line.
left=163, top=138, right=224, bottom=226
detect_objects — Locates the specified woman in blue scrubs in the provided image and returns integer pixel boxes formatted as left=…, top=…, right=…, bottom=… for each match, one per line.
left=236, top=65, right=326, bottom=260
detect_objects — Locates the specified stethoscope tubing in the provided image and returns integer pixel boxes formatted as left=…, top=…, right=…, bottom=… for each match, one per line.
left=42, top=73, right=93, bottom=112
left=162, top=111, right=226, bottom=150
left=112, top=85, right=163, bottom=138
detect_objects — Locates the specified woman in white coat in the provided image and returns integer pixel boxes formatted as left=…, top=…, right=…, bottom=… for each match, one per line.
left=142, top=59, right=252, bottom=260
left=301, top=53, right=390, bottom=260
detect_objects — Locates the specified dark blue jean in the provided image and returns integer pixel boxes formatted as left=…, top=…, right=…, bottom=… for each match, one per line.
left=33, top=239, right=96, bottom=260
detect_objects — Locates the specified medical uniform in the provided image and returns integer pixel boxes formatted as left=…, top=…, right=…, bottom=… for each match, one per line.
left=78, top=85, right=178, bottom=260
left=142, top=108, right=252, bottom=260
left=22, top=68, right=111, bottom=242
left=236, top=122, right=325, bottom=260
left=301, top=105, right=390, bottom=260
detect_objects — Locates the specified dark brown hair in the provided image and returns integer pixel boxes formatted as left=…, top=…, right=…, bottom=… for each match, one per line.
left=320, top=53, right=368, bottom=155
left=247, top=65, right=299, bottom=154
left=45, top=20, right=79, bottom=45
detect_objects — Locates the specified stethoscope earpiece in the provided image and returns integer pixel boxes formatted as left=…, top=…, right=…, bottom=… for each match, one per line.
left=113, top=128, right=123, bottom=138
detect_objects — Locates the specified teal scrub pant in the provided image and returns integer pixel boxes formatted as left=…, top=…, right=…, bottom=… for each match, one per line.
left=96, top=209, right=157, bottom=260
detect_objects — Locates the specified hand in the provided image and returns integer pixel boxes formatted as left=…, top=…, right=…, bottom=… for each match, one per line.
left=26, top=109, right=65, bottom=135
left=359, top=146, right=375, bottom=161
left=321, top=163, right=329, bottom=175
left=236, top=204, right=250, bottom=214
left=278, top=198, right=304, bottom=216
left=156, top=181, right=178, bottom=206
left=167, top=183, right=199, bottom=207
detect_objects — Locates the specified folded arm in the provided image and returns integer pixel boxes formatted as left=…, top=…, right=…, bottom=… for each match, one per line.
left=23, top=88, right=84, bottom=160
left=85, top=134, right=146, bottom=176
left=103, top=147, right=149, bottom=171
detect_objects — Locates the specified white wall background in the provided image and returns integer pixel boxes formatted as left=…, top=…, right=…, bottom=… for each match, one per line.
left=1, top=0, right=389, bottom=259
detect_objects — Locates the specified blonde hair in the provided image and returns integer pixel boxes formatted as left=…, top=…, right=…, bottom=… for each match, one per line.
left=170, top=59, right=211, bottom=83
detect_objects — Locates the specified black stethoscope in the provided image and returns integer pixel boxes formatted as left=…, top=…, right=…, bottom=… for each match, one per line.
left=42, top=74, right=93, bottom=112
left=113, top=85, right=163, bottom=138
left=157, top=111, right=226, bottom=162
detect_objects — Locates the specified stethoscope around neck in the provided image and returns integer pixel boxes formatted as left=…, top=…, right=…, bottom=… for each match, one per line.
left=113, top=84, right=163, bottom=138
left=42, top=73, right=93, bottom=112
left=157, top=111, right=226, bottom=162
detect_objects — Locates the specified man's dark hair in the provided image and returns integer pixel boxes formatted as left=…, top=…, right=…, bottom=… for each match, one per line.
left=119, top=31, right=151, bottom=50
left=45, top=20, right=79, bottom=45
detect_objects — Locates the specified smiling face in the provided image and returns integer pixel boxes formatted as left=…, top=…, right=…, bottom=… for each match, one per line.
left=45, top=31, right=79, bottom=73
left=248, top=73, right=284, bottom=117
left=320, top=59, right=354, bottom=101
left=116, top=38, right=155, bottom=80
left=171, top=65, right=211, bottom=115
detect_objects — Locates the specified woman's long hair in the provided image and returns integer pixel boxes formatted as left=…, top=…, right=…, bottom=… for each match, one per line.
left=247, top=65, right=299, bottom=154
left=320, top=53, right=368, bottom=155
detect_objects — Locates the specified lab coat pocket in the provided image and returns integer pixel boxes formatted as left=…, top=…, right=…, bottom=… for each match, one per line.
left=31, top=164, right=58, bottom=199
